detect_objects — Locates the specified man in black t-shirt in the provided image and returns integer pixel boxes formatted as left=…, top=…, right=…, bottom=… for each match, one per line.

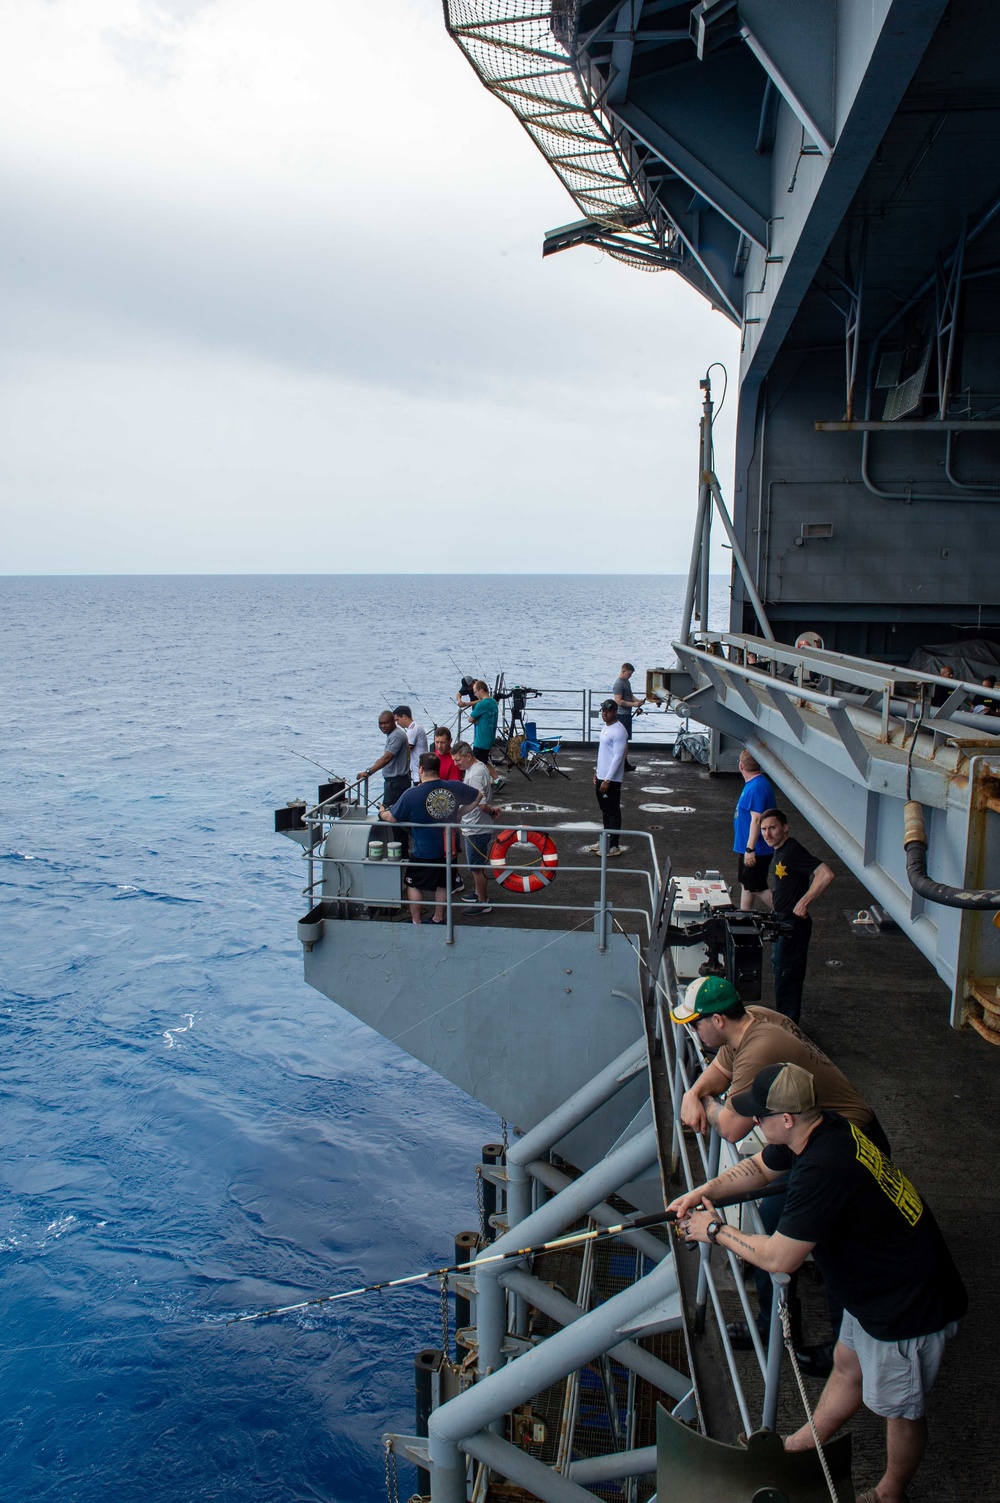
left=669, top=1063, right=966, bottom=1503
left=760, top=807, right=834, bottom=1022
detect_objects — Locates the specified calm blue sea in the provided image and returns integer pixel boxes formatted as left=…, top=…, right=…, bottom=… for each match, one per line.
left=0, top=575, right=726, bottom=1502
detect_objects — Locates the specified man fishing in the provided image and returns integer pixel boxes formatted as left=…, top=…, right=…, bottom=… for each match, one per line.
left=669, top=1063, right=966, bottom=1503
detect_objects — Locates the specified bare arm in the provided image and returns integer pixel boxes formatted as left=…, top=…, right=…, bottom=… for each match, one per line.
left=683, top=1199, right=814, bottom=1274
left=794, top=861, right=835, bottom=919
left=744, top=809, right=764, bottom=866
left=680, top=1059, right=732, bottom=1133
left=360, top=749, right=393, bottom=779
left=666, top=1150, right=782, bottom=1220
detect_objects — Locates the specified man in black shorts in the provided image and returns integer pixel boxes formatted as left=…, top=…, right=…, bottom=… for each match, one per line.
left=379, top=752, right=480, bottom=923
left=671, top=1063, right=966, bottom=1503
left=760, top=807, right=834, bottom=1022
left=733, top=750, right=775, bottom=910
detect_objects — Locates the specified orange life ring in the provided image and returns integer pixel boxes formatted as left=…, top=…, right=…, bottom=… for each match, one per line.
left=489, top=828, right=559, bottom=893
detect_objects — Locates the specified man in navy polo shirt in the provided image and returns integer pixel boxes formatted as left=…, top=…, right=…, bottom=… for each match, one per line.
left=380, top=752, right=480, bottom=923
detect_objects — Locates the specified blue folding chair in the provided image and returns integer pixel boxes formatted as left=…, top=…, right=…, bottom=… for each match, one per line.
left=520, top=720, right=570, bottom=779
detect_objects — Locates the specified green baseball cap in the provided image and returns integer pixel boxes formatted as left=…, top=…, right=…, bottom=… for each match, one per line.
left=670, top=975, right=742, bottom=1025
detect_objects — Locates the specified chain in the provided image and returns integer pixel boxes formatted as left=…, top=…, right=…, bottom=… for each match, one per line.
left=501, top=1118, right=509, bottom=1153
left=439, top=1271, right=450, bottom=1358
left=383, top=1436, right=399, bottom=1503
left=779, top=1300, right=840, bottom=1503
left=476, top=1165, right=487, bottom=1241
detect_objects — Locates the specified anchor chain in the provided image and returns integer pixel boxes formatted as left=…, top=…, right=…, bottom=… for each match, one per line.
left=476, top=1165, right=487, bottom=1241
left=439, top=1271, right=450, bottom=1359
left=383, top=1435, right=399, bottom=1503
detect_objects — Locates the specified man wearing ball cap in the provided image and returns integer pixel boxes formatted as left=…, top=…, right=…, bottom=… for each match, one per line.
left=667, top=1063, right=966, bottom=1503
left=672, top=973, right=889, bottom=1374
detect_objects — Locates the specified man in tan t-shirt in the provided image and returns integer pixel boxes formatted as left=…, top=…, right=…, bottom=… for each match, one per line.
left=674, top=974, right=886, bottom=1149
left=672, top=974, right=889, bottom=1373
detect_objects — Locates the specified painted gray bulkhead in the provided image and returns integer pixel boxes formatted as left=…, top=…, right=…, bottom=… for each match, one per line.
left=527, top=0, right=1000, bottom=658
left=302, top=917, right=653, bottom=1188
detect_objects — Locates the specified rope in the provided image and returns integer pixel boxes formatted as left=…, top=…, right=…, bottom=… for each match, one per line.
left=779, top=1300, right=840, bottom=1503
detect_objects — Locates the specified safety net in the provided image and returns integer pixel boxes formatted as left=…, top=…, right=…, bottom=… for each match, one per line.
left=444, top=0, right=676, bottom=269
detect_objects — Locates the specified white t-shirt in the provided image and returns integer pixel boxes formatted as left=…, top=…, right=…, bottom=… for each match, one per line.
left=406, top=721, right=429, bottom=781
left=461, top=760, right=494, bottom=826
left=596, top=720, right=628, bottom=782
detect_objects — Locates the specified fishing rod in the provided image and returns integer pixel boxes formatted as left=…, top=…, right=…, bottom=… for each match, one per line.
left=225, top=1181, right=787, bottom=1326
left=284, top=747, right=336, bottom=776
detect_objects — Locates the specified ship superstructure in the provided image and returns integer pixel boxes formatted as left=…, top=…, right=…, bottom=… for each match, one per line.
left=446, top=0, right=1000, bottom=1031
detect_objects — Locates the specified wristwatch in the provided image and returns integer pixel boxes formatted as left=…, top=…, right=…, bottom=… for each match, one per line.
left=706, top=1219, right=725, bottom=1244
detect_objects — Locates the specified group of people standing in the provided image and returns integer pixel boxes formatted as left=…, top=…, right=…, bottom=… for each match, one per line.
left=357, top=686, right=506, bottom=923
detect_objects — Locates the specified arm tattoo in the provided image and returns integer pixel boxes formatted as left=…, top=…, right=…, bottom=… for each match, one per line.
left=705, top=1096, right=723, bottom=1130
left=719, top=1228, right=760, bottom=1260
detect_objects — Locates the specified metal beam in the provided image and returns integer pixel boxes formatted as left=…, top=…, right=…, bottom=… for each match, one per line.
left=607, top=0, right=643, bottom=105
left=613, top=102, right=769, bottom=246
left=738, top=1, right=836, bottom=157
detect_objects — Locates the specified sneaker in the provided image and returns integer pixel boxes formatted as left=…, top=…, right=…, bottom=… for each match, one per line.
left=793, top=1342, right=835, bottom=1378
left=624, top=760, right=636, bottom=772
left=493, top=776, right=507, bottom=791
left=451, top=874, right=464, bottom=891
left=460, top=893, right=481, bottom=905
left=726, top=1320, right=766, bottom=1352
left=855, top=1491, right=881, bottom=1503
left=464, top=902, right=492, bottom=915
left=608, top=846, right=624, bottom=857
left=586, top=843, right=602, bottom=854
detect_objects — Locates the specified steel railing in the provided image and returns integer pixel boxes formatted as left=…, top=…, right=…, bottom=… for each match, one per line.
left=299, top=815, right=663, bottom=950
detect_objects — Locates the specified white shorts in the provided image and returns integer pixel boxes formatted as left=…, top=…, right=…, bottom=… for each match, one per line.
left=839, top=1312, right=960, bottom=1420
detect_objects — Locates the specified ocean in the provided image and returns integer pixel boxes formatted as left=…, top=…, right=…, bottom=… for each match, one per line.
left=1, top=574, right=727, bottom=1502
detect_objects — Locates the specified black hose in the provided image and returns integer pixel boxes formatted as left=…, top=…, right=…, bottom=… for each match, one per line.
left=903, top=801, right=1000, bottom=909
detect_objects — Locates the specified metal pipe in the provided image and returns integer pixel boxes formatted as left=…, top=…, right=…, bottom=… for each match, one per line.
left=761, top=1272, right=790, bottom=1431
left=597, top=839, right=609, bottom=953
left=707, top=475, right=775, bottom=640
left=430, top=1250, right=680, bottom=1487
left=945, top=428, right=1000, bottom=493
left=445, top=840, right=454, bottom=944
left=474, top=1125, right=659, bottom=1381
left=525, top=1160, right=666, bottom=1264
left=680, top=467, right=711, bottom=646
left=460, top=1428, right=595, bottom=1503
left=904, top=801, right=1000, bottom=908
left=414, top=1349, right=442, bottom=1497
left=568, top=1446, right=657, bottom=1483
left=481, top=1144, right=504, bottom=1236
left=496, top=1274, right=682, bottom=1400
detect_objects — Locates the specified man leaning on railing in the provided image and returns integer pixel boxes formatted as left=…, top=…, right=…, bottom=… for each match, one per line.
left=670, top=1062, right=966, bottom=1503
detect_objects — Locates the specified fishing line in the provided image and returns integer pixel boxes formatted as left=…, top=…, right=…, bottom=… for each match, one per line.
left=284, top=747, right=336, bottom=776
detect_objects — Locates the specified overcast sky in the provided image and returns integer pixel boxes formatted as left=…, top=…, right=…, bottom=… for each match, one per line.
left=1, top=0, right=738, bottom=574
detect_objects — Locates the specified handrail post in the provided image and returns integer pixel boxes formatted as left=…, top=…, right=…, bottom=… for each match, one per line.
left=445, top=832, right=455, bottom=945
left=581, top=689, right=587, bottom=742
left=761, top=1272, right=790, bottom=1430
left=597, top=833, right=608, bottom=952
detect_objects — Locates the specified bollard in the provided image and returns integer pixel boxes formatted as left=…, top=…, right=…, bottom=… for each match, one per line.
left=414, top=1348, right=443, bottom=1497
left=481, top=1142, right=505, bottom=1236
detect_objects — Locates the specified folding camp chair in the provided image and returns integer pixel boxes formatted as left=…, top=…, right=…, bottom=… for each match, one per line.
left=520, top=720, right=570, bottom=780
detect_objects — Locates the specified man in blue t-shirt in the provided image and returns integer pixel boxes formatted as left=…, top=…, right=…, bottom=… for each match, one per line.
left=733, top=749, right=776, bottom=911
left=380, top=752, right=480, bottom=923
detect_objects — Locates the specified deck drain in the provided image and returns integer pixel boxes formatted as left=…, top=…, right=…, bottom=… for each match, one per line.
left=639, top=803, right=695, bottom=814
left=640, top=785, right=675, bottom=794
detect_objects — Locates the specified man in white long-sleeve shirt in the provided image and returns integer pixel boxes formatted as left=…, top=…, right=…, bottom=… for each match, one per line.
left=589, top=699, right=628, bottom=856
